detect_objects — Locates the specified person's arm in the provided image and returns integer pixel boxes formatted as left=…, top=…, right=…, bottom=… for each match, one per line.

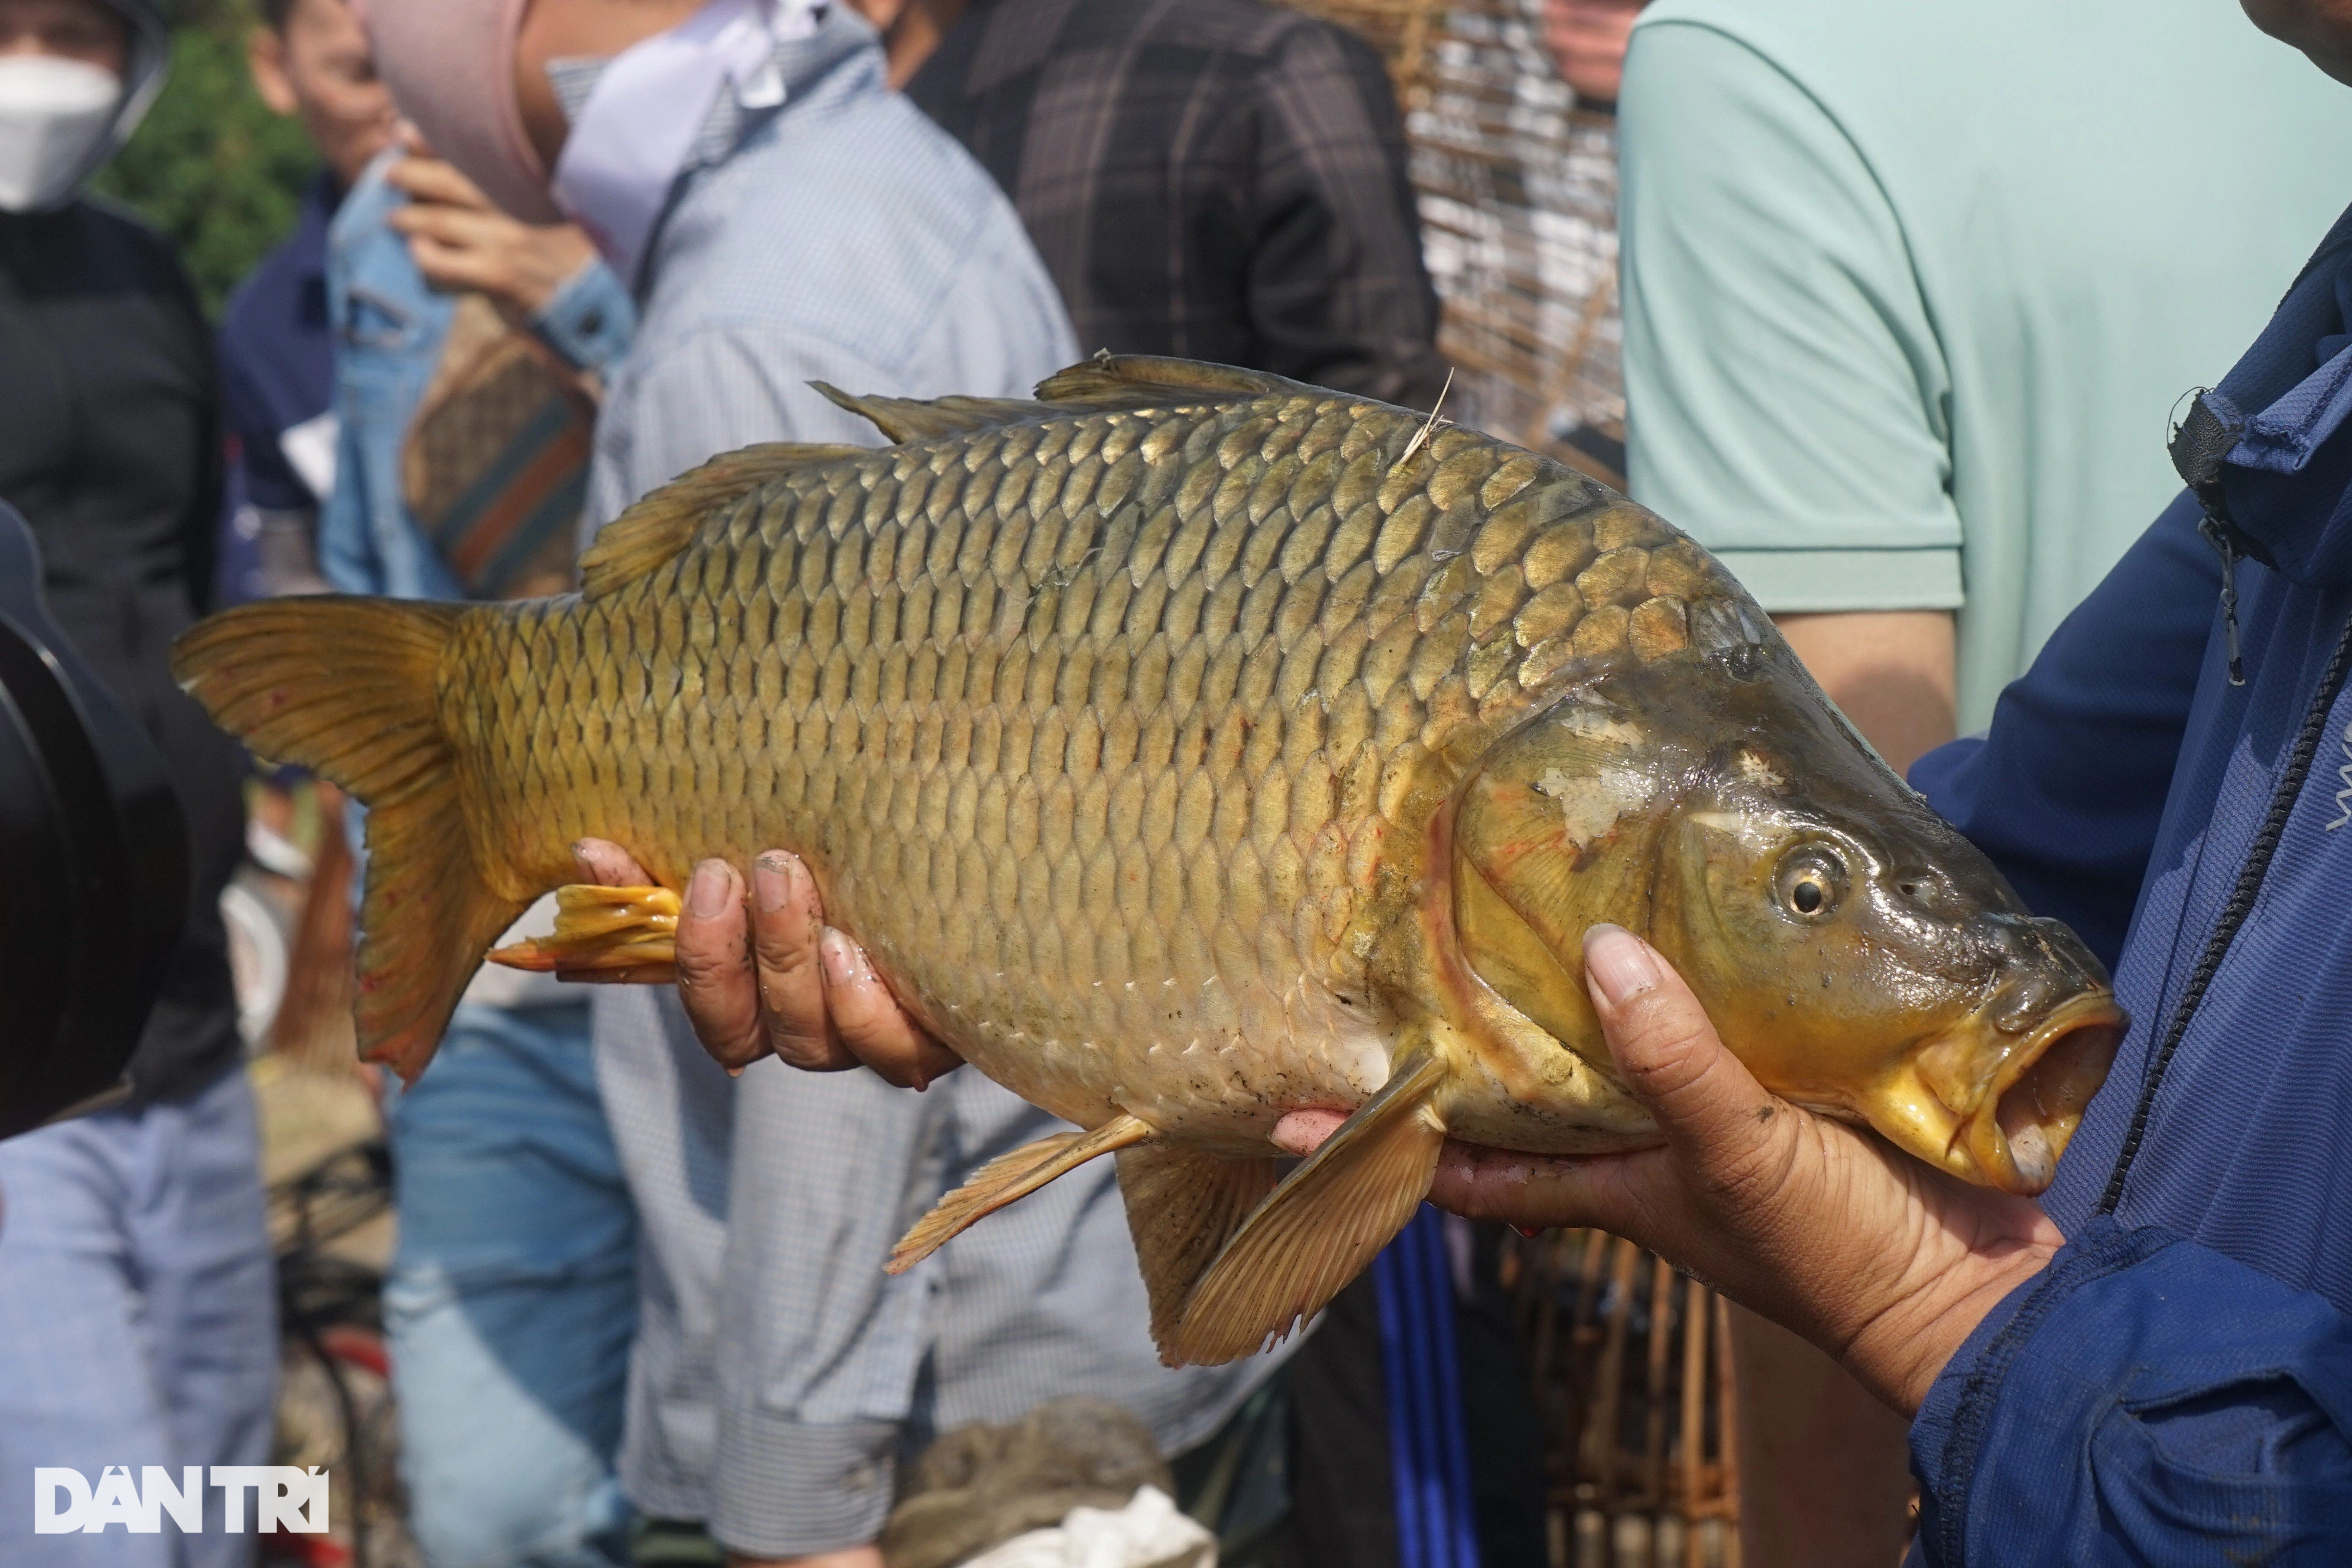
left=1244, top=20, right=1452, bottom=409
left=313, top=407, right=381, bottom=595
left=527, top=258, right=636, bottom=379
left=1908, top=491, right=2215, bottom=968
left=381, top=152, right=638, bottom=379
left=586, top=292, right=1074, bottom=1564
left=1776, top=610, right=1955, bottom=775
left=1422, top=929, right=2352, bottom=1567
left=181, top=292, right=228, bottom=620
left=1909, top=1218, right=2352, bottom=1565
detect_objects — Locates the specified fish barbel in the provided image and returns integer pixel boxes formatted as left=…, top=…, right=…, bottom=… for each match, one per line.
left=173, top=356, right=2124, bottom=1364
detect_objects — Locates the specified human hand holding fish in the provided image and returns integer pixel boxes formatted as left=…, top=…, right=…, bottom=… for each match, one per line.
left=1416, top=923, right=2059, bottom=1416
left=608, top=834, right=2055, bottom=1414
left=569, top=837, right=960, bottom=1086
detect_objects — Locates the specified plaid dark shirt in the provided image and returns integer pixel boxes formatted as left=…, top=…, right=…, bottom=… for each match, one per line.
left=907, top=0, right=1451, bottom=410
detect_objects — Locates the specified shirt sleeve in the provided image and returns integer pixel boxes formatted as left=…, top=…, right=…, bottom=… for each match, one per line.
left=1907, top=492, right=2214, bottom=967
left=1619, top=20, right=1962, bottom=611
left=314, top=408, right=379, bottom=595
left=711, top=1063, right=943, bottom=1556
left=1247, top=20, right=1452, bottom=410
left=1910, top=1217, right=2352, bottom=1567
left=529, top=257, right=639, bottom=378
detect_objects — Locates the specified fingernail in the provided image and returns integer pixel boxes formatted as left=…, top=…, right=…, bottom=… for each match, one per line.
left=1514, top=1224, right=1547, bottom=1239
left=819, top=927, right=857, bottom=985
left=1582, top=924, right=1659, bottom=1005
left=754, top=850, right=800, bottom=911
left=687, top=860, right=731, bottom=918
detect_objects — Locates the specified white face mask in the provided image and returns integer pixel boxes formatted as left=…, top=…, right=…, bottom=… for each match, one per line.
left=0, top=56, right=122, bottom=213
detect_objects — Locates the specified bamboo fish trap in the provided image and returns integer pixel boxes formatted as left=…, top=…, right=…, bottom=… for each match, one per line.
left=1293, top=0, right=1630, bottom=485
left=1500, top=1230, right=1740, bottom=1568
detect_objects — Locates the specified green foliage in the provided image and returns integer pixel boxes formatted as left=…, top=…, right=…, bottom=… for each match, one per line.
left=91, top=1, right=320, bottom=318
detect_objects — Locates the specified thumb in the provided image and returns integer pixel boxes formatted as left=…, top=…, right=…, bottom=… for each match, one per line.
left=1582, top=925, right=1783, bottom=1174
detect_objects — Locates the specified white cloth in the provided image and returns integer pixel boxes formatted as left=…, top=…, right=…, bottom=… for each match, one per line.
left=963, top=1487, right=1217, bottom=1568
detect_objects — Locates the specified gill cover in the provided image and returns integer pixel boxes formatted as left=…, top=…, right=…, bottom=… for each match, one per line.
left=1452, top=687, right=1680, bottom=1056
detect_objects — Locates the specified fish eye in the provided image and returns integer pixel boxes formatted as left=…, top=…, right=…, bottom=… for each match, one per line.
left=1775, top=846, right=1846, bottom=921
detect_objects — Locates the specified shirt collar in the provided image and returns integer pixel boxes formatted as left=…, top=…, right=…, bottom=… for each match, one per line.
left=2213, top=200, right=2352, bottom=589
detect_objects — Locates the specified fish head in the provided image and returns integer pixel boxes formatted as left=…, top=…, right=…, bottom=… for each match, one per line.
left=1448, top=635, right=2123, bottom=1196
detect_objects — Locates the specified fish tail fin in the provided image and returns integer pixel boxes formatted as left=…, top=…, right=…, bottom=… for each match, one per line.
left=172, top=598, right=525, bottom=1080
left=888, top=1113, right=1154, bottom=1273
left=1159, top=1051, right=1450, bottom=1366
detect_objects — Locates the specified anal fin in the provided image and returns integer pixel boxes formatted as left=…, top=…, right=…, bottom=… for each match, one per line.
left=1163, top=1052, right=1450, bottom=1366
left=889, top=1113, right=1154, bottom=1273
left=488, top=883, right=680, bottom=983
left=1116, top=1143, right=1281, bottom=1353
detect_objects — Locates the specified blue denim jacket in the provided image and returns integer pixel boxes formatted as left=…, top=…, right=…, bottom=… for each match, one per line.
left=318, top=149, right=636, bottom=600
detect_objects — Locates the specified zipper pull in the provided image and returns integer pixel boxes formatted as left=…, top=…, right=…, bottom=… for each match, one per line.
left=2200, top=514, right=2248, bottom=687
left=2170, top=389, right=2258, bottom=688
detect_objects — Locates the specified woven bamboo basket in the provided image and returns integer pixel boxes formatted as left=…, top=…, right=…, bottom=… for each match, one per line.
left=1288, top=0, right=1629, bottom=485
left=1500, top=1230, right=1740, bottom=1568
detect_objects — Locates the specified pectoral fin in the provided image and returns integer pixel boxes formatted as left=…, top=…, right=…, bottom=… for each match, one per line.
left=1162, top=1052, right=1451, bottom=1365
left=888, top=1113, right=1154, bottom=1273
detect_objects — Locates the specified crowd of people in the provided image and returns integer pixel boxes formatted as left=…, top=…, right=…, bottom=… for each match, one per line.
left=4, top=0, right=2352, bottom=1565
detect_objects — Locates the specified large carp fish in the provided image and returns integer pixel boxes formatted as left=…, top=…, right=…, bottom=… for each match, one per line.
left=174, top=356, right=2124, bottom=1365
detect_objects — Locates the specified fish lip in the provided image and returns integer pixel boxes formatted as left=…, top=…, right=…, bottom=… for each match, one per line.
left=1873, top=988, right=2127, bottom=1197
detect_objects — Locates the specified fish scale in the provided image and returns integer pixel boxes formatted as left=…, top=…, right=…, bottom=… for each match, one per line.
left=177, top=357, right=2123, bottom=1365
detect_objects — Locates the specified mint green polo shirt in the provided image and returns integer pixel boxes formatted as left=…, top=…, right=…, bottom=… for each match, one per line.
left=1618, top=0, right=2352, bottom=731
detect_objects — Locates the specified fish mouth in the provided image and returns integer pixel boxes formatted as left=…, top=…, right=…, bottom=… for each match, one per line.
left=1867, top=989, right=2126, bottom=1196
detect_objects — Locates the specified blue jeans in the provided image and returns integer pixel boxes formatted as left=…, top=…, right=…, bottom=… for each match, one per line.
left=386, top=1003, right=638, bottom=1568
left=0, top=1065, right=278, bottom=1567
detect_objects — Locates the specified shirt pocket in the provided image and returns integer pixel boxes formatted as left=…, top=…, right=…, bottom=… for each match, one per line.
left=2091, top=1371, right=2352, bottom=1558
left=341, top=282, right=427, bottom=357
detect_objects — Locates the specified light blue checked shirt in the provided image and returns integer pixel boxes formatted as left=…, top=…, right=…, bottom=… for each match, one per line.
left=580, top=10, right=1282, bottom=1555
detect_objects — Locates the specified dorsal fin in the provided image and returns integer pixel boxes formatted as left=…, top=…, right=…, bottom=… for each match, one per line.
left=809, top=356, right=1312, bottom=448
left=578, top=442, right=864, bottom=598
left=1035, top=353, right=1304, bottom=408
left=811, top=383, right=1057, bottom=443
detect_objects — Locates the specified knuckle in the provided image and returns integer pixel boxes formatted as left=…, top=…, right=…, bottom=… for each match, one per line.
left=672, top=936, right=748, bottom=991
left=767, top=1028, right=850, bottom=1073
left=1619, top=1019, right=1715, bottom=1100
left=1695, top=1119, right=1802, bottom=1211
left=753, top=929, right=817, bottom=977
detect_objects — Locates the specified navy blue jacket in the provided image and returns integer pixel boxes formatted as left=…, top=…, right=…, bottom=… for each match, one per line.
left=216, top=173, right=337, bottom=604
left=1904, top=203, right=2352, bottom=1563
left=220, top=172, right=335, bottom=514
